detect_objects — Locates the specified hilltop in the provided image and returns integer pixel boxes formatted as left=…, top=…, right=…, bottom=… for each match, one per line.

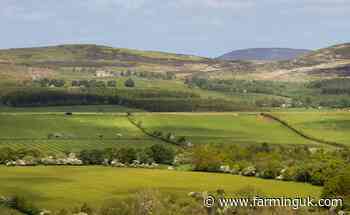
left=0, top=44, right=210, bottom=66
left=0, top=43, right=350, bottom=83
left=217, top=48, right=311, bottom=61
left=296, top=43, right=350, bottom=65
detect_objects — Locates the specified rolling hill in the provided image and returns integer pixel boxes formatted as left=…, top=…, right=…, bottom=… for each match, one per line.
left=212, top=43, right=350, bottom=81
left=0, top=44, right=210, bottom=66
left=297, top=43, right=350, bottom=64
left=0, top=42, right=350, bottom=84
left=217, top=48, right=311, bottom=61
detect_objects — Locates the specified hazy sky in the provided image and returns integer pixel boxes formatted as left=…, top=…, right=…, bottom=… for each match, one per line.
left=1, top=0, right=349, bottom=57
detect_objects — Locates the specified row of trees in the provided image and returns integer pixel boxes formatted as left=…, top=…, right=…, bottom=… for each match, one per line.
left=33, top=79, right=65, bottom=87
left=79, top=144, right=175, bottom=165
left=72, top=67, right=176, bottom=80
left=187, top=143, right=350, bottom=209
left=190, top=143, right=350, bottom=185
left=186, top=77, right=290, bottom=96
left=32, top=78, right=136, bottom=88
left=308, top=78, right=350, bottom=95
left=0, top=144, right=176, bottom=166
left=1, top=89, right=251, bottom=112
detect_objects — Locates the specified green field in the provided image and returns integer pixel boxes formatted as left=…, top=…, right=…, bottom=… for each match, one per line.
left=134, top=113, right=317, bottom=145
left=0, top=112, right=322, bottom=153
left=273, top=112, right=350, bottom=146
left=0, top=166, right=321, bottom=211
left=0, top=114, right=160, bottom=152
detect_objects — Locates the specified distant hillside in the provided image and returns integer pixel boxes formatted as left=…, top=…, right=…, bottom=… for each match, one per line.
left=0, top=44, right=210, bottom=67
left=217, top=48, right=311, bottom=61
left=296, top=43, right=350, bottom=64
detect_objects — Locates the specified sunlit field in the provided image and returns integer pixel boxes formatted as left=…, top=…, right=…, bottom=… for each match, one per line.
left=0, top=166, right=321, bottom=211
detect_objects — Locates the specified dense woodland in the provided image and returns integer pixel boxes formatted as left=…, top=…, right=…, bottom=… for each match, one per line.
left=0, top=86, right=253, bottom=112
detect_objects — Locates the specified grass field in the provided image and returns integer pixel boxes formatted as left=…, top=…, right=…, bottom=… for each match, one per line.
left=0, top=114, right=160, bottom=152
left=273, top=112, right=350, bottom=146
left=134, top=113, right=317, bottom=145
left=0, top=166, right=322, bottom=211
left=0, top=112, right=322, bottom=153
left=0, top=206, right=23, bottom=215
left=0, top=112, right=326, bottom=153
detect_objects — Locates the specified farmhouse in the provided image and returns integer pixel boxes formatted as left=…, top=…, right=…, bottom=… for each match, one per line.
left=96, top=70, right=113, bottom=78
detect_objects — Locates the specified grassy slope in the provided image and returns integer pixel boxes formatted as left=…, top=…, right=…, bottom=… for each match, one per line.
left=0, top=114, right=160, bottom=152
left=0, top=112, right=323, bottom=153
left=298, top=43, right=350, bottom=64
left=0, top=166, right=321, bottom=211
left=0, top=44, right=206, bottom=63
left=134, top=113, right=316, bottom=145
left=273, top=112, right=350, bottom=146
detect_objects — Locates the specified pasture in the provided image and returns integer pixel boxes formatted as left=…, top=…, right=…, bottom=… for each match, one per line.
left=0, top=114, right=159, bottom=152
left=273, top=112, right=350, bottom=146
left=0, top=112, right=323, bottom=153
left=0, top=166, right=322, bottom=211
left=134, top=113, right=317, bottom=145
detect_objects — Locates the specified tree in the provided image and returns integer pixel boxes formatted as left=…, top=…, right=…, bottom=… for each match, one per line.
left=117, top=147, right=137, bottom=164
left=124, top=78, right=135, bottom=88
left=322, top=166, right=350, bottom=208
left=0, top=147, right=15, bottom=163
left=191, top=145, right=223, bottom=172
left=107, top=80, right=117, bottom=88
left=79, top=149, right=104, bottom=164
left=50, top=79, right=65, bottom=87
left=137, top=148, right=154, bottom=164
left=96, top=81, right=106, bottom=88
left=150, top=144, right=175, bottom=165
left=165, top=71, right=176, bottom=80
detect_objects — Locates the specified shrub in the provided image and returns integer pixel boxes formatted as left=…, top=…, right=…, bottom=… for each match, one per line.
left=0, top=148, right=16, bottom=164
left=191, top=145, right=223, bottom=172
left=79, top=149, right=105, bottom=165
left=322, top=166, right=350, bottom=209
left=124, top=78, right=135, bottom=88
left=257, top=159, right=282, bottom=179
left=107, top=80, right=117, bottom=88
left=150, top=144, right=175, bottom=165
left=6, top=196, right=40, bottom=215
left=137, top=148, right=154, bottom=164
left=117, top=147, right=137, bottom=164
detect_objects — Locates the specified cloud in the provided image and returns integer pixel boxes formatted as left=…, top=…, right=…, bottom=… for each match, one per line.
left=272, top=0, right=350, bottom=16
left=174, top=0, right=255, bottom=10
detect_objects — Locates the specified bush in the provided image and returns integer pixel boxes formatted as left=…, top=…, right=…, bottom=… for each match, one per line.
left=150, top=144, right=175, bottom=165
left=191, top=145, right=223, bottom=172
left=107, top=80, right=117, bottom=88
left=257, top=159, right=282, bottom=179
left=117, top=147, right=137, bottom=164
left=0, top=148, right=16, bottom=164
left=137, top=148, right=154, bottom=164
left=124, top=78, right=135, bottom=88
left=7, top=196, right=41, bottom=215
left=322, top=166, right=350, bottom=209
left=79, top=149, right=105, bottom=165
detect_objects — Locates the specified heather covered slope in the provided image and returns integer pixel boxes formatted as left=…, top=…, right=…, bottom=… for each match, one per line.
left=0, top=44, right=208, bottom=65
left=218, top=48, right=311, bottom=61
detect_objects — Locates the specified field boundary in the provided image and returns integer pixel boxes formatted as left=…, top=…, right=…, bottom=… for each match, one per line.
left=261, top=113, right=346, bottom=148
left=127, top=115, right=184, bottom=147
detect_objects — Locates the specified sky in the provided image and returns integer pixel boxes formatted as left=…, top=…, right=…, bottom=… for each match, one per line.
left=0, top=0, right=349, bottom=57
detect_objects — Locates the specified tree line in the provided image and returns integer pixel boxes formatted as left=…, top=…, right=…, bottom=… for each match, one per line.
left=1, top=89, right=254, bottom=112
